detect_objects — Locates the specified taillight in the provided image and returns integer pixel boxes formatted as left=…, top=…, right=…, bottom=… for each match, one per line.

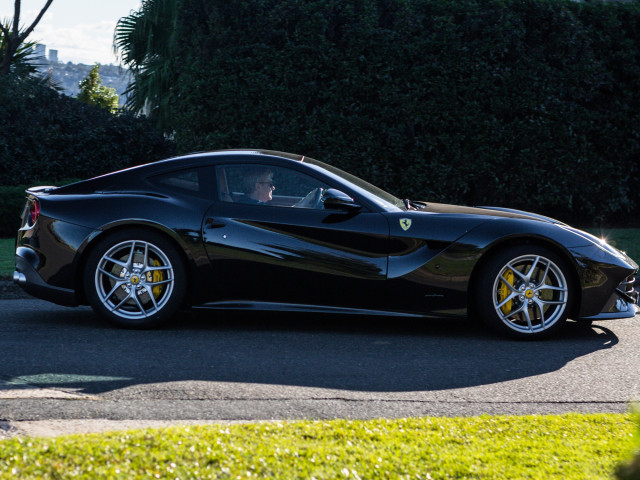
left=29, top=199, right=40, bottom=226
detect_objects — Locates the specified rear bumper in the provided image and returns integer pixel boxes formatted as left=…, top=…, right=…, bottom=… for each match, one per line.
left=14, top=252, right=78, bottom=307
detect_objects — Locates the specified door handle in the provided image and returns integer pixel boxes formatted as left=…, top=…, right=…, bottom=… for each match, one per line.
left=205, top=218, right=226, bottom=229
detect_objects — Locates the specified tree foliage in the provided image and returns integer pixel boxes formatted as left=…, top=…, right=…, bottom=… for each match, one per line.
left=0, top=73, right=174, bottom=236
left=114, top=0, right=180, bottom=129
left=0, top=74, right=174, bottom=188
left=77, top=64, right=119, bottom=113
left=0, top=20, right=38, bottom=78
left=0, top=0, right=53, bottom=75
left=117, top=0, right=640, bottom=225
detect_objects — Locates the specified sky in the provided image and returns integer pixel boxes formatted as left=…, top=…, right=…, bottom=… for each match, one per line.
left=0, top=0, right=142, bottom=65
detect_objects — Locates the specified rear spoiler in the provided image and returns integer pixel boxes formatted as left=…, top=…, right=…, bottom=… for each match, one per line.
left=26, top=185, right=57, bottom=195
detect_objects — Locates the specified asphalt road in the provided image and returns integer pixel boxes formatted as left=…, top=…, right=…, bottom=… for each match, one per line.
left=0, top=298, right=639, bottom=428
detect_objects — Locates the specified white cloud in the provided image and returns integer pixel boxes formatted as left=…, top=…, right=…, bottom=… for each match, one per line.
left=1, top=1, right=139, bottom=65
left=37, top=21, right=120, bottom=65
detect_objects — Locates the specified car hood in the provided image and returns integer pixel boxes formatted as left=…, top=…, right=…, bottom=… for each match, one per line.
left=416, top=202, right=564, bottom=224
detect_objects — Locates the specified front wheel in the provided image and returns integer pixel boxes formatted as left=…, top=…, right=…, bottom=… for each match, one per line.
left=84, top=230, right=187, bottom=328
left=474, top=245, right=574, bottom=339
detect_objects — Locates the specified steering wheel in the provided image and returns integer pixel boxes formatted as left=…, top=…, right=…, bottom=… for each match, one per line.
left=294, top=188, right=323, bottom=208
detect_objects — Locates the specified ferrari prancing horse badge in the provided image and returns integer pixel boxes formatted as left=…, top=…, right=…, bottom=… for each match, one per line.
left=400, top=218, right=412, bottom=231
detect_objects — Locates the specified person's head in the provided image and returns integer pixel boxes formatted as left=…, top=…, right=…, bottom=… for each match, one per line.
left=243, top=168, right=275, bottom=203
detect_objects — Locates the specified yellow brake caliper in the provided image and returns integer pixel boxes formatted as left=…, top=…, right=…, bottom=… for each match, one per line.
left=146, top=259, right=164, bottom=299
left=498, top=269, right=514, bottom=314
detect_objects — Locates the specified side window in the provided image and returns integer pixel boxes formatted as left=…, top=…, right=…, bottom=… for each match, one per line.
left=149, top=167, right=213, bottom=198
left=216, top=164, right=330, bottom=209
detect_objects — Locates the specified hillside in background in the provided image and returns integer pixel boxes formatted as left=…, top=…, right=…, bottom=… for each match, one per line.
left=36, top=60, right=131, bottom=105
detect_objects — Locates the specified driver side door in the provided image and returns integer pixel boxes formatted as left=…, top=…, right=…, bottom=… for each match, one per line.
left=202, top=163, right=390, bottom=309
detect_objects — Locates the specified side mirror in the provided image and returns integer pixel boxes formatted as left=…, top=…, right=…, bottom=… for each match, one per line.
left=323, top=189, right=361, bottom=212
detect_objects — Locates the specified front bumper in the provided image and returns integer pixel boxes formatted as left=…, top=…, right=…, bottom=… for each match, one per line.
left=14, top=251, right=78, bottom=307
left=578, top=273, right=638, bottom=321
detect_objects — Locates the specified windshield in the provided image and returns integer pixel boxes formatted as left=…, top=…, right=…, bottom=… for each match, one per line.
left=303, top=157, right=405, bottom=211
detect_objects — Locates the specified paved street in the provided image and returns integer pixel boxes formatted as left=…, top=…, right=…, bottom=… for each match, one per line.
left=1, top=298, right=639, bottom=436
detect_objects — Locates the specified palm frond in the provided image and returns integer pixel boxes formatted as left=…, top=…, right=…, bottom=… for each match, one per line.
left=1, top=21, right=40, bottom=78
left=113, top=0, right=181, bottom=129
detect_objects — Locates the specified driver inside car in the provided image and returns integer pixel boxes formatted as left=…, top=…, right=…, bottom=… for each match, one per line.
left=239, top=168, right=275, bottom=204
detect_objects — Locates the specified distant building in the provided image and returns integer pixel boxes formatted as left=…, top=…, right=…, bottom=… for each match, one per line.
left=49, top=49, right=58, bottom=63
left=34, top=43, right=46, bottom=59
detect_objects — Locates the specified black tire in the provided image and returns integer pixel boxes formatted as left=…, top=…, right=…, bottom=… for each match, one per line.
left=84, top=229, right=187, bottom=328
left=474, top=245, right=574, bottom=339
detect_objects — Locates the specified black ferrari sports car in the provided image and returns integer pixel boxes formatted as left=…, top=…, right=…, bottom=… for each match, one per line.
left=14, top=150, right=638, bottom=338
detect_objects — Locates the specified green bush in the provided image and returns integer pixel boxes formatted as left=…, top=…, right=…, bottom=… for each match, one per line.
left=0, top=184, right=29, bottom=238
left=617, top=412, right=640, bottom=480
left=0, top=180, right=81, bottom=237
left=0, top=75, right=174, bottom=186
left=166, top=0, right=640, bottom=226
left=617, top=453, right=640, bottom=480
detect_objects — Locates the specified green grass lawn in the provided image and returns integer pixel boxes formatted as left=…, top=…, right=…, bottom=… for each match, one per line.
left=0, top=414, right=637, bottom=479
left=585, top=228, right=640, bottom=264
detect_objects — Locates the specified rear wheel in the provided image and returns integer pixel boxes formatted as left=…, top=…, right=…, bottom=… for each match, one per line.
left=84, top=230, right=187, bottom=328
left=475, top=245, right=573, bottom=339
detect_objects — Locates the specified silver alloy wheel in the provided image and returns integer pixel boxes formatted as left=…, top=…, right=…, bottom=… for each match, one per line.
left=492, top=254, right=568, bottom=334
left=94, top=240, right=175, bottom=320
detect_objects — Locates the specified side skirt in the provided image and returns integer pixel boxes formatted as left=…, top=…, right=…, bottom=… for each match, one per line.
left=192, top=301, right=442, bottom=318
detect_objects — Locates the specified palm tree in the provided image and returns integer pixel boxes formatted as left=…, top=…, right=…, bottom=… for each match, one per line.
left=0, top=0, right=54, bottom=75
left=114, top=0, right=180, bottom=129
left=0, top=22, right=37, bottom=77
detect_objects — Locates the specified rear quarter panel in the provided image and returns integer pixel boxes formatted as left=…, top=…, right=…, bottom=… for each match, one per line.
left=19, top=192, right=214, bottom=304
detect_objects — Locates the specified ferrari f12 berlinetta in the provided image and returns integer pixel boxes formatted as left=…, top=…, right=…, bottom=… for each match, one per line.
left=14, top=150, right=638, bottom=339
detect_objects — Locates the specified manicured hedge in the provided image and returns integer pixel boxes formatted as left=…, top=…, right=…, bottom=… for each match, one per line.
left=0, top=184, right=29, bottom=239
left=0, top=75, right=174, bottom=186
left=169, top=0, right=640, bottom=226
left=4, top=0, right=640, bottom=229
left=0, top=181, right=81, bottom=238
left=0, top=75, right=175, bottom=236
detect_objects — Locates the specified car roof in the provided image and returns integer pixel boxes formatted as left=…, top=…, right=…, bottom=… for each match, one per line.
left=124, top=150, right=308, bottom=175
left=53, top=150, right=309, bottom=194
left=159, top=149, right=305, bottom=165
